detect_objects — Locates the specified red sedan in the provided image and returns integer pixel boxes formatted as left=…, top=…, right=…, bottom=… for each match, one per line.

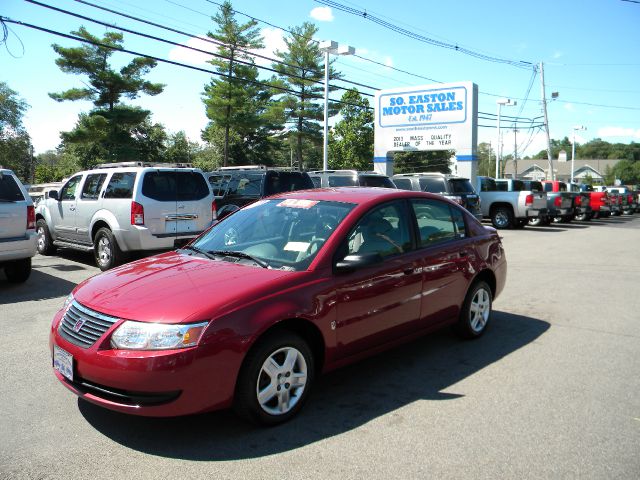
left=50, top=188, right=507, bottom=425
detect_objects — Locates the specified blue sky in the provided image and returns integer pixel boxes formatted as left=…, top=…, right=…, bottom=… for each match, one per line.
left=2, top=0, right=639, bottom=157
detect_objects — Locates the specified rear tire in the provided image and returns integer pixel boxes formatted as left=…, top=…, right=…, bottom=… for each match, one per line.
left=36, top=219, right=56, bottom=255
left=234, top=332, right=315, bottom=426
left=455, top=280, right=493, bottom=339
left=93, top=227, right=123, bottom=271
left=4, top=258, right=32, bottom=283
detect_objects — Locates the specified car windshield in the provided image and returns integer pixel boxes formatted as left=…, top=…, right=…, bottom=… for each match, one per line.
left=190, top=198, right=355, bottom=271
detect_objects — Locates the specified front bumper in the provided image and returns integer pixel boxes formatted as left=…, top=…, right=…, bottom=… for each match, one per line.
left=50, top=309, right=239, bottom=417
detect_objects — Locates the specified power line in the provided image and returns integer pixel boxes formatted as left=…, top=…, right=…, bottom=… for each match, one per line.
left=0, top=16, right=373, bottom=111
left=313, top=0, right=534, bottom=70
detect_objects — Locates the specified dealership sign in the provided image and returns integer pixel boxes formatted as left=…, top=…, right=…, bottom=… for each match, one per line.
left=373, top=81, right=478, bottom=182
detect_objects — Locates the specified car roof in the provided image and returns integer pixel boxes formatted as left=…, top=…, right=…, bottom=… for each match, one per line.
left=268, top=186, right=445, bottom=206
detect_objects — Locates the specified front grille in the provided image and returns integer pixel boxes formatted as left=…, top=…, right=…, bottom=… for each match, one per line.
left=58, top=301, right=119, bottom=348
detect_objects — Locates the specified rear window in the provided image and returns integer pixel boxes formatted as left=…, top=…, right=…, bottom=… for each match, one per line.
left=512, top=180, right=525, bottom=191
left=310, top=177, right=321, bottom=188
left=393, top=178, right=414, bottom=190
left=528, top=182, right=543, bottom=192
left=480, top=178, right=497, bottom=192
left=0, top=174, right=25, bottom=201
left=449, top=178, right=474, bottom=193
left=142, top=171, right=209, bottom=202
left=228, top=173, right=263, bottom=198
left=543, top=183, right=552, bottom=192
left=359, top=175, right=395, bottom=188
left=105, top=172, right=136, bottom=199
left=264, top=172, right=314, bottom=196
left=495, top=181, right=508, bottom=191
left=420, top=177, right=447, bottom=193
left=328, top=175, right=358, bottom=187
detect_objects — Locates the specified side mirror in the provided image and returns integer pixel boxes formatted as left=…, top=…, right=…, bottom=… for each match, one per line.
left=48, top=190, right=59, bottom=200
left=335, top=252, right=383, bottom=273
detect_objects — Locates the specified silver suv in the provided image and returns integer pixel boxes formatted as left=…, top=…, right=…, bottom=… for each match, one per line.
left=35, top=162, right=214, bottom=270
left=307, top=170, right=396, bottom=188
left=0, top=168, right=37, bottom=283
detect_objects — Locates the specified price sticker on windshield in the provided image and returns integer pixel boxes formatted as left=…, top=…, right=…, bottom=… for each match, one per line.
left=277, top=199, right=319, bottom=209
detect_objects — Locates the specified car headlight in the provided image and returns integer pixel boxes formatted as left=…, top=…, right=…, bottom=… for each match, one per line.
left=61, top=293, right=74, bottom=313
left=111, top=321, right=209, bottom=350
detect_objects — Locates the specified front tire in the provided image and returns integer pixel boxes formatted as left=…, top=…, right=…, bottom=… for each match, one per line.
left=4, top=258, right=32, bottom=283
left=491, top=206, right=513, bottom=229
left=36, top=219, right=56, bottom=255
left=93, top=227, right=123, bottom=271
left=455, top=281, right=493, bottom=339
left=234, top=332, right=315, bottom=426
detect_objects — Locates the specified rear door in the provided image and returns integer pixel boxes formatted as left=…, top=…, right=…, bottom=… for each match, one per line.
left=74, top=173, right=107, bottom=244
left=0, top=172, right=29, bottom=240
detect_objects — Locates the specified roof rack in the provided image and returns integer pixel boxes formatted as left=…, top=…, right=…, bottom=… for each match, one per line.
left=218, top=165, right=266, bottom=171
left=95, top=161, right=194, bottom=169
left=308, top=169, right=358, bottom=175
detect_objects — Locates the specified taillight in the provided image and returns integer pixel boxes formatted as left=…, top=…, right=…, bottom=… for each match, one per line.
left=27, top=205, right=35, bottom=230
left=525, top=194, right=533, bottom=206
left=575, top=196, right=582, bottom=206
left=211, top=200, right=218, bottom=221
left=131, top=201, right=144, bottom=225
left=554, top=196, right=562, bottom=207
left=628, top=194, right=633, bottom=204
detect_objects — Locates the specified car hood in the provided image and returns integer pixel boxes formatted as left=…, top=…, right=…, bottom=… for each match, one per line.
left=73, top=251, right=299, bottom=323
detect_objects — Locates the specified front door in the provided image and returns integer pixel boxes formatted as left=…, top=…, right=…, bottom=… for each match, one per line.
left=51, top=175, right=82, bottom=241
left=333, top=200, right=423, bottom=359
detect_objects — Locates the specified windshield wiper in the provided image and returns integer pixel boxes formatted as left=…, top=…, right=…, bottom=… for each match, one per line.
left=181, top=244, right=217, bottom=261
left=208, top=250, right=270, bottom=269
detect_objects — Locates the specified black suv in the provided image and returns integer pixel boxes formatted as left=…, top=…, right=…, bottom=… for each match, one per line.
left=307, top=170, right=396, bottom=188
left=392, top=172, right=483, bottom=221
left=207, top=166, right=315, bottom=217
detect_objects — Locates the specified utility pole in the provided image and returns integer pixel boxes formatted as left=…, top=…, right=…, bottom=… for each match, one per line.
left=540, top=62, right=555, bottom=180
left=513, top=128, right=518, bottom=179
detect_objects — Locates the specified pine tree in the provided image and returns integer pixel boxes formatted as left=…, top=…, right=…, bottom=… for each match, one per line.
left=272, top=22, right=342, bottom=169
left=202, top=1, right=273, bottom=166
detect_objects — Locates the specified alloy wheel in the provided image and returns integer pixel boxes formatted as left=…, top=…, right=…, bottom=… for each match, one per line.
left=256, top=346, right=308, bottom=415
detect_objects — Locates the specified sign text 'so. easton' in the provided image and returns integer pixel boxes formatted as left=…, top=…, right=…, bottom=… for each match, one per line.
left=378, top=86, right=467, bottom=128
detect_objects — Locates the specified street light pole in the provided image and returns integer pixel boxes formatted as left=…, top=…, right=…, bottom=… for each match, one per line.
left=496, top=99, right=516, bottom=179
left=319, top=41, right=354, bottom=171
left=571, top=125, right=586, bottom=184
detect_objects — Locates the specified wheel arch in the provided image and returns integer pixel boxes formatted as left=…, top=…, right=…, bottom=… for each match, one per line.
left=471, top=268, right=497, bottom=299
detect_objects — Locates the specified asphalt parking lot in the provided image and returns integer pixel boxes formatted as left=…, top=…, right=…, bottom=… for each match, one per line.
left=1, top=215, right=638, bottom=479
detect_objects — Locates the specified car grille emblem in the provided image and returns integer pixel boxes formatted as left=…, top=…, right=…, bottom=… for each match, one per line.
left=73, top=318, right=87, bottom=333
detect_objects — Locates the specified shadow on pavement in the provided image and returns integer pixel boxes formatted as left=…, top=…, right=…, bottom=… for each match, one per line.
left=79, top=311, right=550, bottom=461
left=0, top=268, right=78, bottom=304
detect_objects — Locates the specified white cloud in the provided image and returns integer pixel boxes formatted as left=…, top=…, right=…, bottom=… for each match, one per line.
left=384, top=56, right=393, bottom=68
left=310, top=6, right=334, bottom=22
left=168, top=35, right=214, bottom=65
left=598, top=127, right=640, bottom=138
left=253, top=28, right=287, bottom=67
left=553, top=51, right=563, bottom=59
left=563, top=103, right=575, bottom=112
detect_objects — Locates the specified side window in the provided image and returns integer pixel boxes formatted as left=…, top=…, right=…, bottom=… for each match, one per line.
left=104, top=172, right=136, bottom=199
left=0, top=174, right=25, bottom=201
left=310, top=177, right=321, bottom=188
left=411, top=199, right=463, bottom=247
left=393, top=178, right=413, bottom=190
left=60, top=175, right=82, bottom=201
left=209, top=174, right=231, bottom=196
left=81, top=173, right=107, bottom=200
left=346, top=201, right=411, bottom=258
left=235, top=174, right=263, bottom=197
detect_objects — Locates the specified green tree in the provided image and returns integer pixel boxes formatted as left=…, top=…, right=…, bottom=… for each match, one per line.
left=272, top=22, right=342, bottom=168
left=477, top=142, right=495, bottom=177
left=202, top=1, right=276, bottom=166
left=0, top=82, right=33, bottom=181
left=328, top=89, right=373, bottom=171
left=50, top=27, right=164, bottom=164
left=165, top=131, right=200, bottom=164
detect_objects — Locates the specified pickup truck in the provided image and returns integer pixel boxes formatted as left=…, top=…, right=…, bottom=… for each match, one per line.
left=476, top=176, right=547, bottom=229
left=593, top=186, right=622, bottom=216
left=576, top=184, right=611, bottom=219
left=607, top=187, right=636, bottom=215
left=541, top=181, right=576, bottom=223
left=568, top=183, right=593, bottom=221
